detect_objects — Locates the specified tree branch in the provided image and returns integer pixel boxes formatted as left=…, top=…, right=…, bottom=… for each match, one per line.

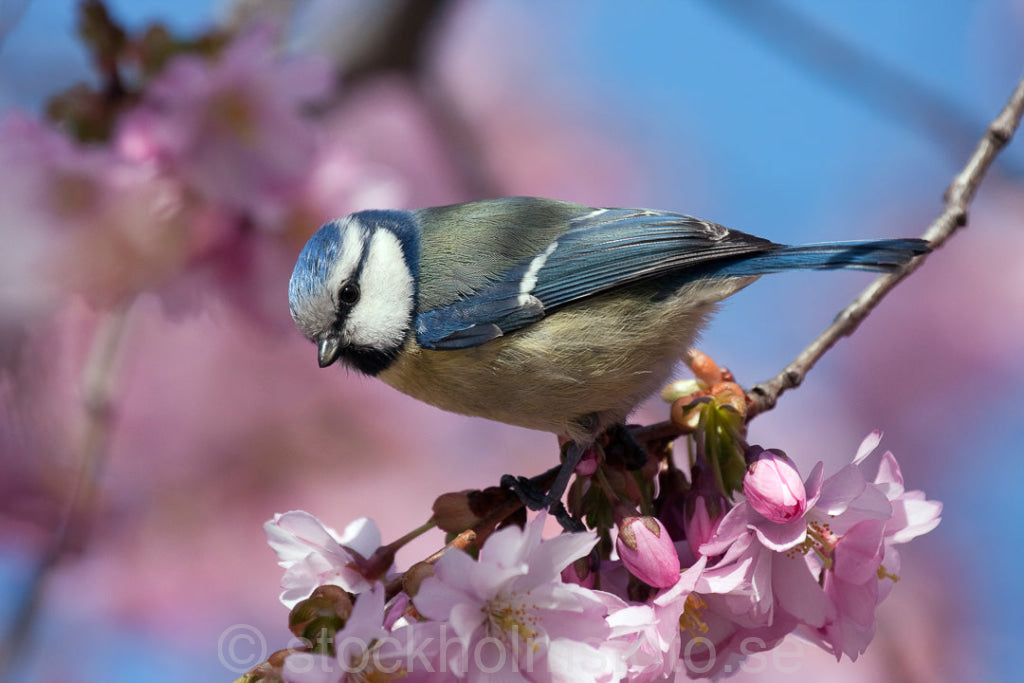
left=746, top=73, right=1024, bottom=419
left=0, top=303, right=132, bottom=680
left=321, top=0, right=502, bottom=200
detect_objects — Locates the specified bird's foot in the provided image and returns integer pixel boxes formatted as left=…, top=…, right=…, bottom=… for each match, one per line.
left=501, top=441, right=589, bottom=531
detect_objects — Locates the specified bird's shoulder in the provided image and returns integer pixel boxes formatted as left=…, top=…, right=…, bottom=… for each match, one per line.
left=413, top=197, right=593, bottom=311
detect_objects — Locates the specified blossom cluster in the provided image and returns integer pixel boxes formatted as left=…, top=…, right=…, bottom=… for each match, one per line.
left=259, top=428, right=940, bottom=682
left=1, top=13, right=400, bottom=324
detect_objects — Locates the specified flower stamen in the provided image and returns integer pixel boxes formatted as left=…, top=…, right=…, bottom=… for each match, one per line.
left=679, top=593, right=709, bottom=636
left=485, top=599, right=541, bottom=651
left=877, top=564, right=900, bottom=583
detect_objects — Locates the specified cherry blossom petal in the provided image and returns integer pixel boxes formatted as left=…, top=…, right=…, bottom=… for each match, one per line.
left=772, top=552, right=832, bottom=628
left=815, top=464, right=868, bottom=516
left=699, top=501, right=759, bottom=556
left=853, top=430, right=883, bottom=464
left=833, top=519, right=886, bottom=584
left=750, top=515, right=808, bottom=551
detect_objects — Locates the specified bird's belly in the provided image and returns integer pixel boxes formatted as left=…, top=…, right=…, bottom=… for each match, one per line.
left=379, top=293, right=717, bottom=441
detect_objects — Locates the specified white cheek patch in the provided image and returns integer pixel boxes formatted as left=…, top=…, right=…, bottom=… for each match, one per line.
left=345, top=229, right=415, bottom=349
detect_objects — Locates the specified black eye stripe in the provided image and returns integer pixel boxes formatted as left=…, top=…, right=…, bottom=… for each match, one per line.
left=335, top=227, right=371, bottom=312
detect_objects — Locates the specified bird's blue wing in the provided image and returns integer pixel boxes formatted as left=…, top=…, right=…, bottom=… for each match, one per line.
left=415, top=208, right=776, bottom=350
left=526, top=210, right=776, bottom=308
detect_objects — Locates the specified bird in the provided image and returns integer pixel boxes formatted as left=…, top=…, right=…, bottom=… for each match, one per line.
left=288, top=196, right=927, bottom=504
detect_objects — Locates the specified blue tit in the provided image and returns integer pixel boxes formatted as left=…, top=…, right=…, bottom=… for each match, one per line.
left=288, top=196, right=928, bottom=445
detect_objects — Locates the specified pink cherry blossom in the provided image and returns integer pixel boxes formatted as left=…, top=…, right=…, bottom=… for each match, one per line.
left=867, top=441, right=943, bottom=546
left=116, top=27, right=332, bottom=230
left=701, top=460, right=825, bottom=556
left=265, top=511, right=384, bottom=607
left=594, top=556, right=706, bottom=683
left=642, top=556, right=708, bottom=680
left=698, top=432, right=940, bottom=666
left=412, top=513, right=621, bottom=682
left=0, top=113, right=188, bottom=308
left=797, top=433, right=943, bottom=660
left=256, top=427, right=940, bottom=681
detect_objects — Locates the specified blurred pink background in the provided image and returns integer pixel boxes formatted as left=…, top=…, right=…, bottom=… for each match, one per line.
left=1, top=1, right=1022, bottom=681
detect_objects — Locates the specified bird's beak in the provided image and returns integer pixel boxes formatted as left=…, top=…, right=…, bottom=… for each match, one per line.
left=318, top=336, right=342, bottom=368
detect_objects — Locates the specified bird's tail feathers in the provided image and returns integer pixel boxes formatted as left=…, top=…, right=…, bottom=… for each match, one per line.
left=709, top=238, right=930, bottom=277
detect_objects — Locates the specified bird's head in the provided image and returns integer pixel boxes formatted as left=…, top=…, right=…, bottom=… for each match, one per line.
left=288, top=210, right=419, bottom=375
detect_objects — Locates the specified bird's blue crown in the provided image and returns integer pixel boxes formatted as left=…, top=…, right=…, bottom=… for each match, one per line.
left=288, top=221, right=341, bottom=315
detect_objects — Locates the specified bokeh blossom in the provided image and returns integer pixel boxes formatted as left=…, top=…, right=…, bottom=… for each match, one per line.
left=0, top=20, right=406, bottom=327
left=0, top=113, right=187, bottom=309
left=116, top=27, right=332, bottom=230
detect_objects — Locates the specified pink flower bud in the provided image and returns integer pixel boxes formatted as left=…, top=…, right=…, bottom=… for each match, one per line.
left=616, top=516, right=680, bottom=588
left=575, top=447, right=599, bottom=476
left=743, top=449, right=807, bottom=523
left=684, top=496, right=718, bottom=559
left=561, top=554, right=597, bottom=589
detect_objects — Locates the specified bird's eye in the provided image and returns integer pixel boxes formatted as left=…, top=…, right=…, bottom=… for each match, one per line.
left=338, top=282, right=361, bottom=307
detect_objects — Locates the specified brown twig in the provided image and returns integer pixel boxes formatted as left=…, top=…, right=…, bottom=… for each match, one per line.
left=325, top=0, right=502, bottom=198
left=420, top=473, right=552, bottom=566
left=630, top=420, right=691, bottom=445
left=384, top=480, right=533, bottom=597
left=0, top=302, right=132, bottom=681
left=746, top=73, right=1024, bottom=419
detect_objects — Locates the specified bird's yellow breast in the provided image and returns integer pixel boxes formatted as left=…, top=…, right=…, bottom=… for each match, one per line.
left=379, top=285, right=731, bottom=442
